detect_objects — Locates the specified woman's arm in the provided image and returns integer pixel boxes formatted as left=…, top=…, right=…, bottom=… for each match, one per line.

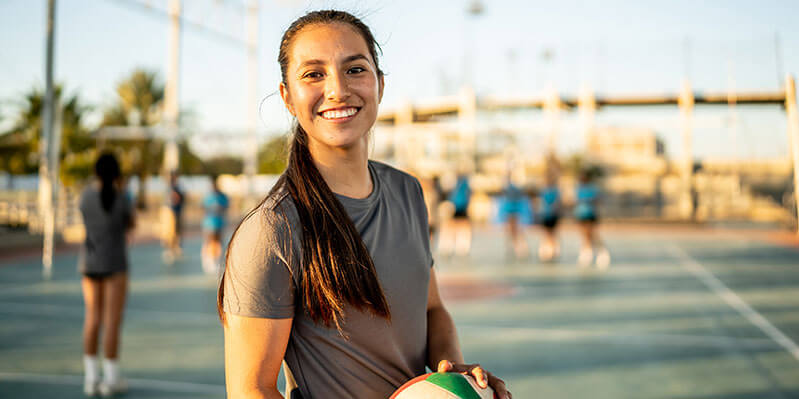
left=224, top=314, right=293, bottom=399
left=426, top=268, right=512, bottom=399
left=426, top=268, right=464, bottom=368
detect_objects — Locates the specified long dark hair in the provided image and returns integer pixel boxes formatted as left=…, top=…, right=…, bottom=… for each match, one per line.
left=95, top=152, right=121, bottom=213
left=218, top=10, right=389, bottom=331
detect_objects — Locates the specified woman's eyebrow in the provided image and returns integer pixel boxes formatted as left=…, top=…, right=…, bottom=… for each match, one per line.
left=296, top=54, right=370, bottom=72
left=297, top=59, right=325, bottom=70
left=342, top=54, right=369, bottom=63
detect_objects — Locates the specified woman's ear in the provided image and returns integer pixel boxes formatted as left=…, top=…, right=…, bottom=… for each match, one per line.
left=279, top=82, right=295, bottom=116
left=378, top=74, right=385, bottom=104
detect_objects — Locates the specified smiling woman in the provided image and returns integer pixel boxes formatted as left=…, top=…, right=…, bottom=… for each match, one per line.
left=216, top=10, right=509, bottom=399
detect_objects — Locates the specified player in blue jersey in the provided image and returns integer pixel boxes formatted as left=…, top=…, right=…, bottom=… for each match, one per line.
left=574, top=169, right=610, bottom=269
left=496, top=175, right=532, bottom=259
left=447, top=173, right=472, bottom=257
left=201, top=175, right=229, bottom=275
left=538, top=172, right=561, bottom=262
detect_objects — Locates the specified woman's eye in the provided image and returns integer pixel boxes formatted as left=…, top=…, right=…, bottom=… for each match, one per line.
left=347, top=66, right=366, bottom=74
left=303, top=71, right=323, bottom=79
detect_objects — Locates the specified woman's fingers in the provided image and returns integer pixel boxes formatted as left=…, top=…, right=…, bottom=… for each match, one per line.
left=470, top=365, right=487, bottom=389
left=437, top=359, right=453, bottom=372
left=487, top=372, right=511, bottom=399
left=436, top=360, right=509, bottom=397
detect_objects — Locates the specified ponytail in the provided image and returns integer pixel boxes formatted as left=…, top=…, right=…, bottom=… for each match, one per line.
left=95, top=153, right=121, bottom=213
left=217, top=124, right=390, bottom=331
left=285, top=124, right=390, bottom=330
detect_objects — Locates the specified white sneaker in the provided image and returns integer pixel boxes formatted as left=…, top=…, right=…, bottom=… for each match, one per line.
left=202, top=255, right=215, bottom=274
left=162, top=250, right=175, bottom=265
left=596, top=249, right=611, bottom=270
left=578, top=248, right=593, bottom=268
left=99, top=378, right=128, bottom=397
left=83, top=380, right=99, bottom=396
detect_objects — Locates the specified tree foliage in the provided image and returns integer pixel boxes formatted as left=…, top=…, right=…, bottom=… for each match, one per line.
left=258, top=135, right=288, bottom=174
left=0, top=85, right=93, bottom=182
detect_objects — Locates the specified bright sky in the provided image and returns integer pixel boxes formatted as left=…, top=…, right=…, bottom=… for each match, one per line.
left=1, top=0, right=798, bottom=159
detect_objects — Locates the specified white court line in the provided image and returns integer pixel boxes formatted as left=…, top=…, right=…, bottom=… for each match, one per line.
left=0, top=371, right=225, bottom=394
left=459, top=325, right=777, bottom=349
left=0, top=301, right=218, bottom=323
left=668, top=244, right=799, bottom=362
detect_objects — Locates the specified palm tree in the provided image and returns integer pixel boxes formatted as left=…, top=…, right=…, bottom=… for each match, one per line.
left=101, top=68, right=165, bottom=209
left=0, top=86, right=92, bottom=177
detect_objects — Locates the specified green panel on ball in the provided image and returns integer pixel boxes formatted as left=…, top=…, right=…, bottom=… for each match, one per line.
left=426, top=373, right=482, bottom=399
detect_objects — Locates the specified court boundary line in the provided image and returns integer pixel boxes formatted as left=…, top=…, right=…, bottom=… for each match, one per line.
left=458, top=325, right=778, bottom=349
left=0, top=298, right=780, bottom=352
left=668, top=244, right=799, bottom=362
left=0, top=371, right=225, bottom=394
left=0, top=301, right=218, bottom=323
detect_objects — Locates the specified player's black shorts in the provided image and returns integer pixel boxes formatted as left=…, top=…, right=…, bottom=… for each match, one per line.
left=83, top=270, right=124, bottom=281
left=541, top=214, right=559, bottom=229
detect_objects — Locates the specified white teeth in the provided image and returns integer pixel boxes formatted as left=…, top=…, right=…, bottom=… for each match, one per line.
left=321, top=107, right=358, bottom=119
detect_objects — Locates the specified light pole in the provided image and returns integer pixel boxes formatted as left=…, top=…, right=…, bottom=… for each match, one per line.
left=39, top=0, right=57, bottom=279
left=461, top=0, right=483, bottom=172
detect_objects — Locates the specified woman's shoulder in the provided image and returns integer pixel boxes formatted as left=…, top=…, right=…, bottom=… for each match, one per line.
left=236, top=187, right=300, bottom=241
left=79, top=184, right=98, bottom=204
left=369, top=160, right=421, bottom=190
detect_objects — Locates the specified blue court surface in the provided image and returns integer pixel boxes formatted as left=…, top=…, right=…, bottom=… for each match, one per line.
left=1, top=225, right=798, bottom=398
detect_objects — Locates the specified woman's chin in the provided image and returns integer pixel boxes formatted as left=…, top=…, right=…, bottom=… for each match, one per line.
left=318, top=132, right=369, bottom=151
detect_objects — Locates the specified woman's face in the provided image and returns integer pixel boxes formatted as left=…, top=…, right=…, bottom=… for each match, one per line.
left=280, top=23, right=384, bottom=151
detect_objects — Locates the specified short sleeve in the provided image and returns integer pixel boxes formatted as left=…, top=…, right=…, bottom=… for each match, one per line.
left=222, top=204, right=298, bottom=318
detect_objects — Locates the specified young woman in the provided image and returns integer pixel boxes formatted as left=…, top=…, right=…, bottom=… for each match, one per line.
left=201, top=174, right=229, bottom=275
left=162, top=171, right=184, bottom=264
left=443, top=173, right=473, bottom=257
left=538, top=172, right=561, bottom=262
left=218, top=10, right=510, bottom=399
left=496, top=175, right=531, bottom=259
left=574, top=169, right=610, bottom=269
left=78, top=153, right=133, bottom=396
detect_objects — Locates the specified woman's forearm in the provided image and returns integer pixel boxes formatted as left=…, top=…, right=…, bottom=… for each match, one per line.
left=426, top=305, right=464, bottom=369
left=227, top=386, right=284, bottom=399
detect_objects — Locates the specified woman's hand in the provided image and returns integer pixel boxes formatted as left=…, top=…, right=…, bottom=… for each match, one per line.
left=437, top=360, right=511, bottom=399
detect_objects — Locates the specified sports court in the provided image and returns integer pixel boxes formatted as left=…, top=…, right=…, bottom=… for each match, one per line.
left=2, top=224, right=798, bottom=398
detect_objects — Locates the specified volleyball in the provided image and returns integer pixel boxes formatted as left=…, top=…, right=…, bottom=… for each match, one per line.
left=390, top=372, right=495, bottom=399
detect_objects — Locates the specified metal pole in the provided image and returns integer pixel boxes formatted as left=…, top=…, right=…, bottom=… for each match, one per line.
left=775, top=33, right=784, bottom=89
left=544, top=85, right=561, bottom=155
left=162, top=0, right=181, bottom=175
left=458, top=86, right=477, bottom=172
left=785, top=75, right=799, bottom=235
left=244, top=0, right=259, bottom=203
left=578, top=84, right=596, bottom=156
left=40, top=0, right=57, bottom=279
left=678, top=79, right=695, bottom=221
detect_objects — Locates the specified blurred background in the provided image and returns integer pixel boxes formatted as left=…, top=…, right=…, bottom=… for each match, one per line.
left=1, top=1, right=799, bottom=398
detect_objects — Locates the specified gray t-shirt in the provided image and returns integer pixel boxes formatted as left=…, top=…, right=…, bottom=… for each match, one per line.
left=223, top=161, right=433, bottom=399
left=79, top=185, right=132, bottom=275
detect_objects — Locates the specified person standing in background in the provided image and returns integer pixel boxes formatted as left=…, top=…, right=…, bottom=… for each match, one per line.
left=163, top=170, right=184, bottom=264
left=496, top=174, right=532, bottom=259
left=538, top=171, right=561, bottom=262
left=574, top=168, right=610, bottom=269
left=78, top=152, right=134, bottom=396
left=447, top=173, right=472, bottom=257
left=201, top=175, right=229, bottom=275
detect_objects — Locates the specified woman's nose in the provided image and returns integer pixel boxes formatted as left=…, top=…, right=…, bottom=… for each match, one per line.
left=325, top=71, right=351, bottom=101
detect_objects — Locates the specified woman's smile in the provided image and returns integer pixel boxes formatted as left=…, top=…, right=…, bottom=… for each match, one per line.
left=318, top=106, right=361, bottom=122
